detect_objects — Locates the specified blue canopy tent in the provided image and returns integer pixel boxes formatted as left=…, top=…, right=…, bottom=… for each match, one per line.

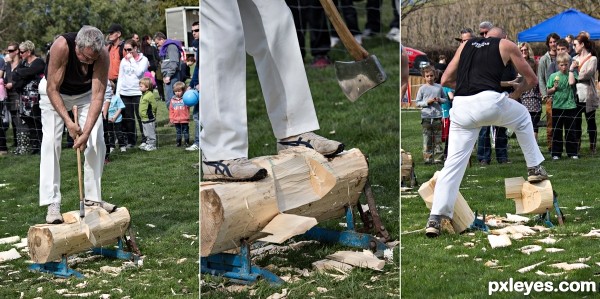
left=517, top=8, right=600, bottom=42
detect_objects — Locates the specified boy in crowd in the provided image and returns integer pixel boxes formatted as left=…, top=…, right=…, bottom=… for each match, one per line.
left=169, top=81, right=190, bottom=147
left=547, top=53, right=578, bottom=159
left=139, top=78, right=157, bottom=151
left=415, top=65, right=447, bottom=164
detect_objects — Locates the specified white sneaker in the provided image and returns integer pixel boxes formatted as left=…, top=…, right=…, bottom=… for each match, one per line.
left=109, top=147, right=115, bottom=153
left=552, top=156, right=560, bottom=160
left=354, top=34, right=362, bottom=45
left=139, top=143, right=147, bottom=149
left=186, top=144, right=199, bottom=151
left=120, top=147, right=126, bottom=152
left=46, top=202, right=63, bottom=224
left=330, top=37, right=340, bottom=48
left=202, top=158, right=267, bottom=182
left=143, top=145, right=157, bottom=151
left=387, top=27, right=400, bottom=43
left=278, top=132, right=344, bottom=158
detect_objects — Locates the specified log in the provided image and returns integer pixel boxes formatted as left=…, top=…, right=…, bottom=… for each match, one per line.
left=504, top=177, right=553, bottom=214
left=418, top=171, right=475, bottom=233
left=201, top=147, right=368, bottom=256
left=28, top=207, right=130, bottom=264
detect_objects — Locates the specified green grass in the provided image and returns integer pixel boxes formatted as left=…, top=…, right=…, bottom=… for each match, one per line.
left=0, top=91, right=199, bottom=298
left=200, top=4, right=400, bottom=298
left=401, top=109, right=600, bottom=298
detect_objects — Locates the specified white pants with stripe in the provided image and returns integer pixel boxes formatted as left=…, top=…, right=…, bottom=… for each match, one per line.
left=431, top=91, right=545, bottom=218
left=200, top=0, right=320, bottom=161
left=39, top=78, right=105, bottom=206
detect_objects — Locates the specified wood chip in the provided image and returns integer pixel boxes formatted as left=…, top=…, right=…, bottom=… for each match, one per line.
left=536, top=237, right=558, bottom=244
left=535, top=270, right=565, bottom=276
left=517, top=261, right=545, bottom=273
left=577, top=257, right=591, bottom=263
left=456, top=254, right=469, bottom=258
left=506, top=213, right=530, bottom=222
left=316, top=287, right=328, bottom=293
left=266, top=288, right=288, bottom=299
left=575, top=206, right=592, bottom=210
left=520, top=245, right=542, bottom=255
left=258, top=214, right=317, bottom=244
left=484, top=260, right=498, bottom=267
left=582, top=229, right=600, bottom=237
left=550, top=262, right=590, bottom=271
left=545, top=248, right=565, bottom=253
left=463, top=242, right=475, bottom=247
left=488, top=235, right=511, bottom=248
left=0, top=236, right=20, bottom=245
left=0, top=248, right=21, bottom=263
left=444, top=245, right=453, bottom=250
left=325, top=250, right=384, bottom=271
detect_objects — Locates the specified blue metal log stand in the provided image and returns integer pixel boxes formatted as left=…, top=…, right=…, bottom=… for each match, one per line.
left=200, top=240, right=284, bottom=285
left=301, top=205, right=389, bottom=253
left=92, top=238, right=140, bottom=263
left=29, top=256, right=84, bottom=279
left=469, top=210, right=490, bottom=233
left=536, top=191, right=564, bottom=228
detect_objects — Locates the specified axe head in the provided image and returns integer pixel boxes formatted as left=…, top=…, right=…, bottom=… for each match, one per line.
left=334, top=55, right=387, bottom=102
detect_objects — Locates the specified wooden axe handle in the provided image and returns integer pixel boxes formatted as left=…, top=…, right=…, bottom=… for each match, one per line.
left=320, top=0, right=369, bottom=61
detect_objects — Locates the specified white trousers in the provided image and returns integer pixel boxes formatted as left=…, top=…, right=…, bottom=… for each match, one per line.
left=39, top=78, right=105, bottom=206
left=431, top=91, right=545, bottom=218
left=200, top=0, right=320, bottom=161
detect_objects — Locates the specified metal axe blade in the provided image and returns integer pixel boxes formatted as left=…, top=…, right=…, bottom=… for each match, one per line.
left=334, top=55, right=387, bottom=102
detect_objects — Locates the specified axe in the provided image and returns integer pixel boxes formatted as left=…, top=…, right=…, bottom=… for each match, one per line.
left=320, top=0, right=387, bottom=102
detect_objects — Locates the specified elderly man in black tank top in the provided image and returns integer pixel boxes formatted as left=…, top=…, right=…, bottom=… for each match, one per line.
left=424, top=27, right=550, bottom=238
left=39, top=26, right=116, bottom=224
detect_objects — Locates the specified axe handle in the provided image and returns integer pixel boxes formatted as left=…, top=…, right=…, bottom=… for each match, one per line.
left=320, top=0, right=369, bottom=61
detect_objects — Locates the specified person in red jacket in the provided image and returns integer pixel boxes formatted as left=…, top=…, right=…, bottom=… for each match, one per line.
left=169, top=81, right=190, bottom=147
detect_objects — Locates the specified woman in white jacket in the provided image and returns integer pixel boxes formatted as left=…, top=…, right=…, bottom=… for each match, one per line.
left=570, top=32, right=599, bottom=154
left=116, top=39, right=149, bottom=148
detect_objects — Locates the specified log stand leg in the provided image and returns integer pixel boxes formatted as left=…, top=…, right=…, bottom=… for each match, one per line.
left=92, top=238, right=140, bottom=262
left=28, top=255, right=84, bottom=279
left=200, top=240, right=284, bottom=285
left=302, top=205, right=389, bottom=253
left=536, top=191, right=565, bottom=228
left=468, top=210, right=490, bottom=233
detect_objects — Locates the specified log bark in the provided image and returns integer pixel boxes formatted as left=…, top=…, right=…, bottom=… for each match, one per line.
left=504, top=177, right=553, bottom=214
left=418, top=171, right=475, bottom=233
left=201, top=148, right=368, bottom=256
left=28, top=207, right=130, bottom=264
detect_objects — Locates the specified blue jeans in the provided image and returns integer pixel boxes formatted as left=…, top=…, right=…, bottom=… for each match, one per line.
left=175, top=123, right=190, bottom=144
left=193, top=104, right=199, bottom=145
left=477, top=126, right=508, bottom=162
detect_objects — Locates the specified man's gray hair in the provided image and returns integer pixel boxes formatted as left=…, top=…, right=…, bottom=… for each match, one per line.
left=479, top=21, right=494, bottom=30
left=75, top=25, right=105, bottom=53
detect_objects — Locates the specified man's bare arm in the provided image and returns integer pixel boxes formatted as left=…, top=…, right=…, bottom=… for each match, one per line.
left=500, top=39, right=537, bottom=99
left=73, top=47, right=109, bottom=149
left=441, top=42, right=466, bottom=89
left=45, top=37, right=73, bottom=133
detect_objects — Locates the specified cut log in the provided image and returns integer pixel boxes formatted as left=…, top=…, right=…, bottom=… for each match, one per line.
left=28, top=207, right=130, bottom=264
left=201, top=147, right=368, bottom=256
left=418, top=171, right=475, bottom=233
left=504, top=177, right=553, bottom=214
left=325, top=250, right=385, bottom=271
left=257, top=214, right=317, bottom=244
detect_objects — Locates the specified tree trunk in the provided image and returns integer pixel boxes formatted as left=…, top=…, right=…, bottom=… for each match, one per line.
left=201, top=148, right=369, bottom=257
left=28, top=207, right=130, bottom=264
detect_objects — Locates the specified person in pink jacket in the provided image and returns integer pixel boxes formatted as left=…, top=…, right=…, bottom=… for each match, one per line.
left=169, top=81, right=190, bottom=147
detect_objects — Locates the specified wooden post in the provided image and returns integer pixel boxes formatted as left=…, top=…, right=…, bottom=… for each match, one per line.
left=28, top=207, right=130, bottom=264
left=418, top=171, right=475, bottom=233
left=505, top=177, right=553, bottom=214
left=201, top=148, right=369, bottom=256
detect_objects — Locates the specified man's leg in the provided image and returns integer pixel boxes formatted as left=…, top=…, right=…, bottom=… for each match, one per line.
left=240, top=0, right=343, bottom=157
left=76, top=102, right=106, bottom=204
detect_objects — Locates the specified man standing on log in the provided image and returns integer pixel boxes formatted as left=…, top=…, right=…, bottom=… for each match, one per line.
left=426, top=27, right=549, bottom=237
left=40, top=25, right=116, bottom=224
left=200, top=1, right=344, bottom=182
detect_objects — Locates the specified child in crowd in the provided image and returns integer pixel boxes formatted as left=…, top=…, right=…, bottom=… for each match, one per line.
left=105, top=81, right=127, bottom=154
left=415, top=65, right=447, bottom=164
left=139, top=77, right=157, bottom=151
left=169, top=81, right=190, bottom=147
left=547, top=53, right=578, bottom=160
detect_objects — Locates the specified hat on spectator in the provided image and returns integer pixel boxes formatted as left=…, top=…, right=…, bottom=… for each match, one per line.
left=107, top=24, right=123, bottom=34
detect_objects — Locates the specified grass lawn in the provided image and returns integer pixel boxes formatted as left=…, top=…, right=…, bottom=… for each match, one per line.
left=401, top=108, right=600, bottom=298
left=200, top=4, right=400, bottom=298
left=0, top=90, right=200, bottom=298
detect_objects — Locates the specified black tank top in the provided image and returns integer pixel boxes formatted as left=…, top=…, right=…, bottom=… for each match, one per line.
left=455, top=37, right=505, bottom=96
left=44, top=32, right=94, bottom=95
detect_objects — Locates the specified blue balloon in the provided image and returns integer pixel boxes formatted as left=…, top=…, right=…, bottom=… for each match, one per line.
left=183, top=90, right=199, bottom=106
